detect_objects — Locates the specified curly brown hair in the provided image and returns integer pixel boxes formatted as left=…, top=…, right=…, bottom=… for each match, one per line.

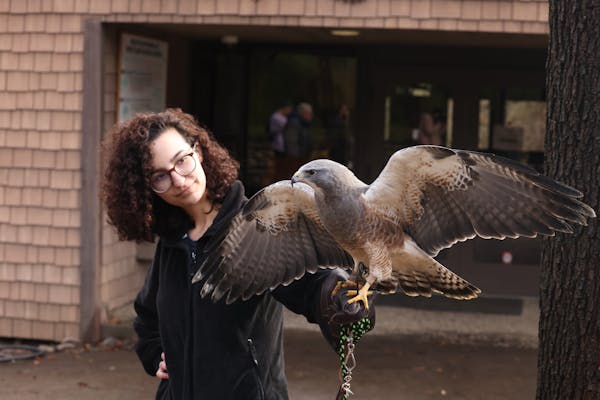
left=102, top=108, right=239, bottom=242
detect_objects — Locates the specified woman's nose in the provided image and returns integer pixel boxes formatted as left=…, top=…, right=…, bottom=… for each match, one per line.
left=170, top=170, right=186, bottom=187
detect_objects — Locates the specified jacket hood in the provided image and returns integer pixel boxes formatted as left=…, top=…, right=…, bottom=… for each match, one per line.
left=161, top=180, right=246, bottom=247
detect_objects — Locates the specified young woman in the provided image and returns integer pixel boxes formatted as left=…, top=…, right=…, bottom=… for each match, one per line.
left=102, top=108, right=373, bottom=399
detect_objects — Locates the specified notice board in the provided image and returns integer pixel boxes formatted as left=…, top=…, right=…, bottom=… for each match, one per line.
left=117, top=33, right=168, bottom=122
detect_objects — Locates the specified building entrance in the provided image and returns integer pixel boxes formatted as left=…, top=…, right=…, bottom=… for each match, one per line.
left=358, top=52, right=547, bottom=299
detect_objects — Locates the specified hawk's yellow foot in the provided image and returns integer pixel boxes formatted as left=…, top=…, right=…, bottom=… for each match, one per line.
left=344, top=289, right=374, bottom=297
left=346, top=282, right=372, bottom=309
left=331, top=279, right=359, bottom=297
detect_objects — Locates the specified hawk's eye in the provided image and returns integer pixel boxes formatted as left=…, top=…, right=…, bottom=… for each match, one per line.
left=307, top=169, right=316, bottom=176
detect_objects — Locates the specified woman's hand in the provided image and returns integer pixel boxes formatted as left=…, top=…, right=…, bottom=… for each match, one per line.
left=156, top=352, right=169, bottom=379
left=317, top=269, right=376, bottom=351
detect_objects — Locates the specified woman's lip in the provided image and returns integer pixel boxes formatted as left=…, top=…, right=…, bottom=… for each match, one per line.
left=177, top=185, right=192, bottom=197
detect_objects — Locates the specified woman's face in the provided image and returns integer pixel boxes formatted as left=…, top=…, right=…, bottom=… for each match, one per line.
left=149, top=128, right=209, bottom=211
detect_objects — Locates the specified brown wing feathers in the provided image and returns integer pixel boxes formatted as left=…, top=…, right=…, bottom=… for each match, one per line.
left=406, top=147, right=595, bottom=256
left=466, top=151, right=592, bottom=229
left=193, top=182, right=353, bottom=304
left=195, top=146, right=594, bottom=304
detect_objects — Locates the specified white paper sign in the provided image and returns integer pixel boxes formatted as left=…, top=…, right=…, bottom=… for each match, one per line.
left=118, top=34, right=168, bottom=122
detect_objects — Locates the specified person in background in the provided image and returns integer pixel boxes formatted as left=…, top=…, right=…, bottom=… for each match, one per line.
left=272, top=102, right=314, bottom=181
left=415, top=109, right=446, bottom=146
left=101, top=108, right=374, bottom=400
left=283, top=102, right=314, bottom=160
left=268, top=101, right=293, bottom=157
left=327, top=104, right=352, bottom=167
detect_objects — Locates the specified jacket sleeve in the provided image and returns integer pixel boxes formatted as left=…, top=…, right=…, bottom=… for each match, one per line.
left=271, top=268, right=375, bottom=351
left=270, top=268, right=335, bottom=323
left=133, top=242, right=163, bottom=377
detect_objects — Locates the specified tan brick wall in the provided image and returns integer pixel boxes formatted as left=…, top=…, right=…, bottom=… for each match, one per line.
left=0, top=0, right=84, bottom=341
left=101, top=217, right=143, bottom=312
left=95, top=0, right=548, bottom=33
left=98, top=27, right=142, bottom=317
left=0, top=0, right=548, bottom=341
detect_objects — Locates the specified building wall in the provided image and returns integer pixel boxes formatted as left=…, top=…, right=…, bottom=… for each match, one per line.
left=100, top=27, right=145, bottom=316
left=0, top=1, right=85, bottom=340
left=0, top=0, right=549, bottom=341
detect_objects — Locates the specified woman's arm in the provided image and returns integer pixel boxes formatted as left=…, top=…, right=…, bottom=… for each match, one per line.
left=133, top=244, right=164, bottom=377
left=271, top=268, right=375, bottom=350
left=271, top=268, right=330, bottom=323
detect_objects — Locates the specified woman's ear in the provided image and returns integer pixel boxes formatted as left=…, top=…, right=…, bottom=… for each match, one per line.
left=196, top=146, right=203, bottom=163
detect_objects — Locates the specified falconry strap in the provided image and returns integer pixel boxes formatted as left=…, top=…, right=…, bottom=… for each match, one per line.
left=336, top=317, right=372, bottom=400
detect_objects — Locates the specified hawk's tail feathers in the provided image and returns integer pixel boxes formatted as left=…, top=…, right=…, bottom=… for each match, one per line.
left=388, top=264, right=481, bottom=300
left=432, top=263, right=481, bottom=299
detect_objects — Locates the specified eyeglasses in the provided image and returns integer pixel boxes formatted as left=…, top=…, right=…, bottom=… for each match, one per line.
left=150, top=152, right=197, bottom=193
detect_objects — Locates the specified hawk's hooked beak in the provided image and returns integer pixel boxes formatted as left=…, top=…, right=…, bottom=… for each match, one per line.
left=291, top=172, right=301, bottom=187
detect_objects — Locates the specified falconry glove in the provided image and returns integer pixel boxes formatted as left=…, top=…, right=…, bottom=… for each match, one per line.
left=317, top=268, right=376, bottom=351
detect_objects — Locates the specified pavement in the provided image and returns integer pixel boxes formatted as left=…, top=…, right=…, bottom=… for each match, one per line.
left=0, top=297, right=540, bottom=400
left=283, top=296, right=539, bottom=348
left=102, top=294, right=539, bottom=348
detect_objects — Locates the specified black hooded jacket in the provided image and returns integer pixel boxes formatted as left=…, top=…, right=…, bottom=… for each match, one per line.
left=133, top=181, right=333, bottom=400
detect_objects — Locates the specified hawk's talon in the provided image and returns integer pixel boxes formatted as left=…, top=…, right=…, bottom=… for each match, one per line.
left=346, top=283, right=372, bottom=309
left=344, top=290, right=374, bottom=297
left=331, top=280, right=359, bottom=297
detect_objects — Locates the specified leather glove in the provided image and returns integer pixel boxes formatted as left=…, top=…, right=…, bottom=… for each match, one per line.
left=316, top=268, right=376, bottom=351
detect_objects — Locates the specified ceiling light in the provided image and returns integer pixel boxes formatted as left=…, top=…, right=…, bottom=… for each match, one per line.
left=330, top=29, right=360, bottom=37
left=221, top=35, right=239, bottom=45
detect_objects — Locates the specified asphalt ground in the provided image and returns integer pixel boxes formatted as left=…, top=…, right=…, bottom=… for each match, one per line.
left=0, top=301, right=539, bottom=400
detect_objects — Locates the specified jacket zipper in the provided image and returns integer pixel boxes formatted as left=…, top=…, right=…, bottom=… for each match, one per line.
left=189, top=239, right=198, bottom=278
left=247, top=339, right=259, bottom=366
left=247, top=338, right=264, bottom=400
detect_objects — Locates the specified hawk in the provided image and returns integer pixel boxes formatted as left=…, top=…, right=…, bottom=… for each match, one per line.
left=192, top=146, right=595, bottom=308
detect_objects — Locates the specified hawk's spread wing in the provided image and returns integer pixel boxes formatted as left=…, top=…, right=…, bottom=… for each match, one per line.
left=192, top=180, right=353, bottom=304
left=364, top=146, right=596, bottom=256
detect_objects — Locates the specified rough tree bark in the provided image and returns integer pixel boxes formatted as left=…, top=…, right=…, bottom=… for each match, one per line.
left=537, top=1, right=600, bottom=399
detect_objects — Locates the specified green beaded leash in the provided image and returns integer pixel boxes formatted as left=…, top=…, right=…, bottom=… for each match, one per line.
left=336, top=317, right=372, bottom=400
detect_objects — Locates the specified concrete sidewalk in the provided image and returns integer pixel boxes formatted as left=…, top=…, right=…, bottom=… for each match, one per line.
left=283, top=297, right=539, bottom=348
left=106, top=296, right=539, bottom=349
left=0, top=328, right=537, bottom=400
left=1, top=297, right=540, bottom=400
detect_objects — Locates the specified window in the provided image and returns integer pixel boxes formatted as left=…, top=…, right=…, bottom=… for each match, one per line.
left=383, top=83, right=449, bottom=147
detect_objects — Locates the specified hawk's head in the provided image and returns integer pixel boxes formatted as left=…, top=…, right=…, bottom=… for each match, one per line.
left=291, top=159, right=363, bottom=195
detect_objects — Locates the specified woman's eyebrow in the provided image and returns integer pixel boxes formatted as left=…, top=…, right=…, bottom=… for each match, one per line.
left=169, top=149, right=188, bottom=163
left=151, top=149, right=190, bottom=173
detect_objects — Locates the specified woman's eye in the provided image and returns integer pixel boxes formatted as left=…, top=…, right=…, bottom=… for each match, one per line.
left=152, top=172, right=168, bottom=183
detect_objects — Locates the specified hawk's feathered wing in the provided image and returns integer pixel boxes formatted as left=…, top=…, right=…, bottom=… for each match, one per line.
left=192, top=181, right=353, bottom=304
left=364, top=146, right=596, bottom=257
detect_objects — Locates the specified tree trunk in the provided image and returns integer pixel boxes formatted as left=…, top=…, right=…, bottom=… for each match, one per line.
left=537, top=1, right=600, bottom=399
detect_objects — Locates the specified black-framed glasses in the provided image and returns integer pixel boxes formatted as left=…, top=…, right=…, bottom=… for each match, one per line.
left=150, top=152, right=196, bottom=193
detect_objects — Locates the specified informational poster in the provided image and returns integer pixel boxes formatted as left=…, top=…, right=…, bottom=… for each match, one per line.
left=117, top=34, right=168, bottom=122
left=117, top=34, right=168, bottom=259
